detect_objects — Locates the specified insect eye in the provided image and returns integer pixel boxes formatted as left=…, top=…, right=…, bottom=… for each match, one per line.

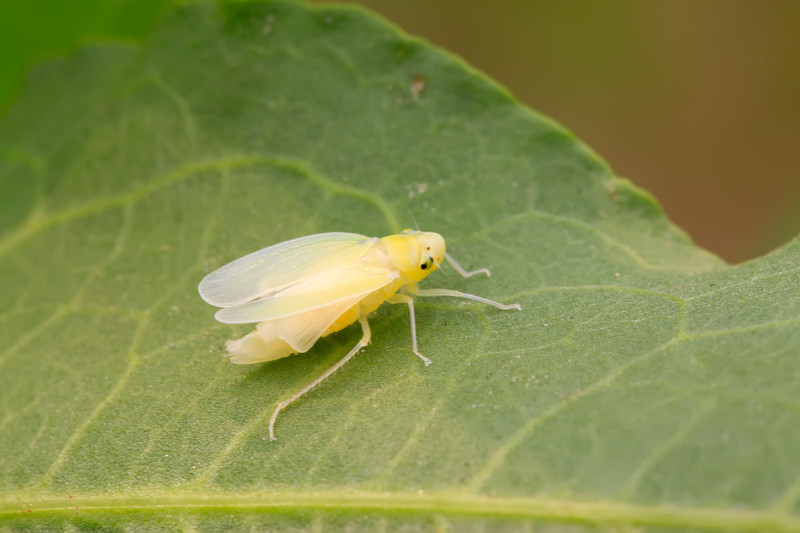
left=420, top=256, right=434, bottom=270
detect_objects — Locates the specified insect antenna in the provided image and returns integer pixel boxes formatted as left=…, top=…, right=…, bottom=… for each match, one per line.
left=435, top=257, right=450, bottom=278
left=406, top=208, right=421, bottom=231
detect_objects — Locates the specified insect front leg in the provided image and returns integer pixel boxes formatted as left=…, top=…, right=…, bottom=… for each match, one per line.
left=268, top=315, right=372, bottom=441
left=387, top=293, right=433, bottom=366
left=444, top=252, right=491, bottom=278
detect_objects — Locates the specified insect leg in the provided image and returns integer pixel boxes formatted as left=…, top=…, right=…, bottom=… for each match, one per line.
left=414, top=288, right=522, bottom=311
left=444, top=252, right=491, bottom=278
left=388, top=293, right=433, bottom=366
left=268, top=315, right=372, bottom=441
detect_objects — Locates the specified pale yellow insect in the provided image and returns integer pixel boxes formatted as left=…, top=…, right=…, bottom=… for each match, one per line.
left=198, top=230, right=520, bottom=439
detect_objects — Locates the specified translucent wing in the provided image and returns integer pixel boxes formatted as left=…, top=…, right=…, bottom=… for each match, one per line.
left=272, top=295, right=366, bottom=352
left=214, top=263, right=399, bottom=324
left=199, top=232, right=376, bottom=307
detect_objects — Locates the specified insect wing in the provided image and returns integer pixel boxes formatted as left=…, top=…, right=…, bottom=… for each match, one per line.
left=199, top=232, right=375, bottom=307
left=272, top=295, right=365, bottom=352
left=214, top=263, right=398, bottom=324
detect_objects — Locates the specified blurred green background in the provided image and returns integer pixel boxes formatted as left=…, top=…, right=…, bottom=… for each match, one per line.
left=1, top=0, right=798, bottom=263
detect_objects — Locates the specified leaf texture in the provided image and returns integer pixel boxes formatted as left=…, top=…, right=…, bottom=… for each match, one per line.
left=1, top=1, right=798, bottom=531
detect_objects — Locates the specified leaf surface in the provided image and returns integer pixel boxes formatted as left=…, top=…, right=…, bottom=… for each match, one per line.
left=1, top=2, right=799, bottom=531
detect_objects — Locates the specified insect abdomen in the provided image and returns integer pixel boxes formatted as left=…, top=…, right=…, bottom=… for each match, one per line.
left=322, top=277, right=405, bottom=337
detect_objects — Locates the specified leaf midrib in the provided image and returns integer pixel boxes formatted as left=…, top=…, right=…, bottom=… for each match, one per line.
left=2, top=491, right=797, bottom=531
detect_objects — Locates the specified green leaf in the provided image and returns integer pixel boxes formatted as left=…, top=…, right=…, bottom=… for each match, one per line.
left=1, top=1, right=798, bottom=531
left=0, top=0, right=177, bottom=113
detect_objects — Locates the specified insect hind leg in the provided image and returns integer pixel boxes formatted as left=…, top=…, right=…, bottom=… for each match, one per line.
left=269, top=315, right=372, bottom=441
